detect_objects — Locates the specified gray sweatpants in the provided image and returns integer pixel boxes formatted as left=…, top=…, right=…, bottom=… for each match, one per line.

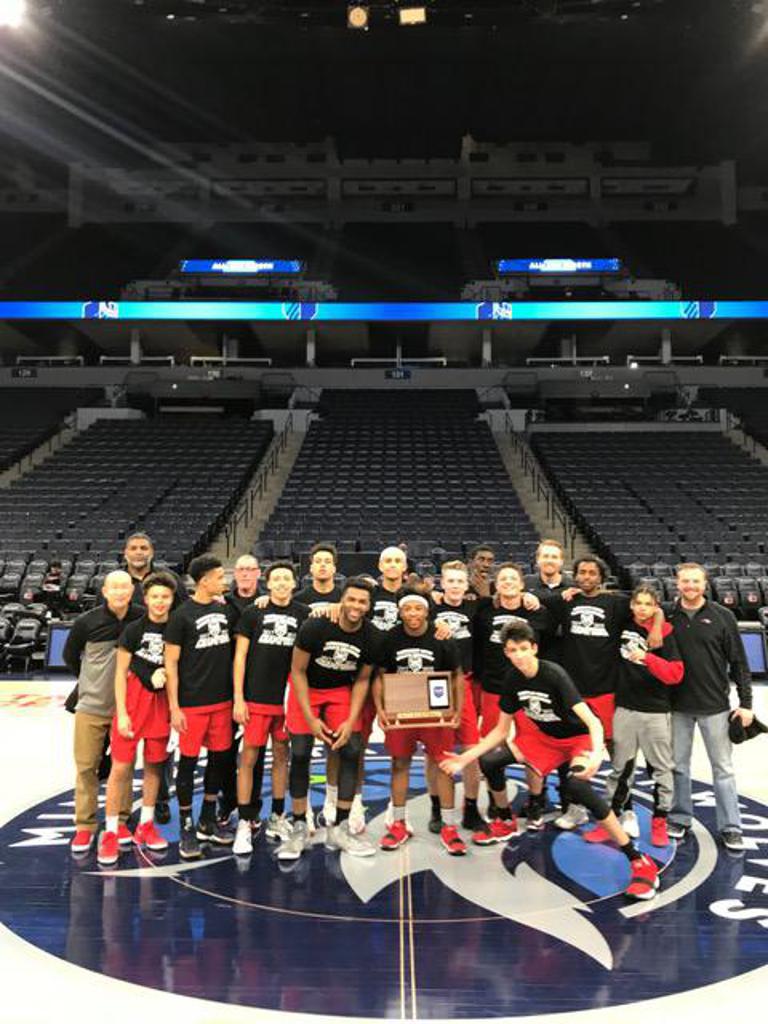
left=605, top=707, right=674, bottom=815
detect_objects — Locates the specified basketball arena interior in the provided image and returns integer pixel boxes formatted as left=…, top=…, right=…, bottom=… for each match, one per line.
left=2, top=2, right=768, bottom=1022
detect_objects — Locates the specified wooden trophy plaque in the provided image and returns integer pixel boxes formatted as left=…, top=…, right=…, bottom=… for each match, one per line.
left=381, top=670, right=454, bottom=729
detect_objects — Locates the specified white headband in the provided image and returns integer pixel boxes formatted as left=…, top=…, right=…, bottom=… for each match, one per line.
left=398, top=594, right=429, bottom=611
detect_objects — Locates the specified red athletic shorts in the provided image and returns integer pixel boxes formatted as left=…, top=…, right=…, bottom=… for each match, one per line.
left=513, top=728, right=593, bottom=778
left=178, top=701, right=233, bottom=757
left=480, top=690, right=501, bottom=737
left=455, top=677, right=480, bottom=746
left=110, top=672, right=170, bottom=764
left=359, top=691, right=377, bottom=744
left=243, top=702, right=289, bottom=748
left=465, top=670, right=482, bottom=717
left=584, top=693, right=615, bottom=741
left=286, top=684, right=359, bottom=736
left=385, top=725, right=455, bottom=760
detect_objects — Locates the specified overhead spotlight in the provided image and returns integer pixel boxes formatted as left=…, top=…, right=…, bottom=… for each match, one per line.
left=347, top=4, right=369, bottom=30
left=0, top=0, right=27, bottom=29
left=398, top=4, right=427, bottom=26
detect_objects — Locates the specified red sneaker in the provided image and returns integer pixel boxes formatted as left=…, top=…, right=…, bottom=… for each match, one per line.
left=625, top=854, right=659, bottom=901
left=440, top=825, right=467, bottom=856
left=472, top=817, right=520, bottom=845
left=117, top=823, right=134, bottom=847
left=380, top=820, right=412, bottom=850
left=583, top=824, right=612, bottom=844
left=134, top=821, right=168, bottom=852
left=97, top=831, right=119, bottom=866
left=70, top=830, right=94, bottom=854
left=651, top=816, right=669, bottom=847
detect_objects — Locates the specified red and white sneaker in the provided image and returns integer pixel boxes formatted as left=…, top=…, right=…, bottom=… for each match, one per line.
left=97, top=831, right=120, bottom=866
left=117, top=823, right=134, bottom=847
left=70, top=830, right=94, bottom=854
left=472, top=817, right=520, bottom=846
left=582, top=824, right=612, bottom=844
left=625, top=854, right=659, bottom=901
left=650, top=816, right=669, bottom=847
left=380, top=820, right=413, bottom=851
left=440, top=825, right=467, bottom=856
left=134, top=821, right=168, bottom=852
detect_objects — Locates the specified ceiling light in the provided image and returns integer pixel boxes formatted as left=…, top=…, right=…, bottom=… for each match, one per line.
left=399, top=5, right=427, bottom=27
left=0, top=0, right=27, bottom=29
left=347, top=4, right=369, bottom=30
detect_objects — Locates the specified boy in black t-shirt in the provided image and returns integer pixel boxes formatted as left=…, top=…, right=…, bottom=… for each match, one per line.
left=232, top=561, right=309, bottom=854
left=375, top=592, right=465, bottom=855
left=441, top=621, right=660, bottom=901
left=282, top=577, right=378, bottom=861
left=165, top=555, right=238, bottom=859
left=97, top=572, right=177, bottom=866
left=295, top=542, right=343, bottom=611
left=583, top=585, right=683, bottom=849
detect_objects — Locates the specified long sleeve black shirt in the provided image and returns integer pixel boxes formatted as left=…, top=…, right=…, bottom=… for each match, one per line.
left=667, top=599, right=752, bottom=714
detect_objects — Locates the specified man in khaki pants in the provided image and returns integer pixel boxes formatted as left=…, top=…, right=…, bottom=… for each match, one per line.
left=64, top=571, right=144, bottom=854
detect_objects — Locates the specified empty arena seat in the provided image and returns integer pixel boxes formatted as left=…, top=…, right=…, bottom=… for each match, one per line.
left=0, top=415, right=273, bottom=571
left=532, top=429, right=768, bottom=608
left=257, top=390, right=539, bottom=564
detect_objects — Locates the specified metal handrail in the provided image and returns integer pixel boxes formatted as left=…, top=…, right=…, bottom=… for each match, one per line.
left=503, top=412, right=578, bottom=558
left=223, top=412, right=294, bottom=557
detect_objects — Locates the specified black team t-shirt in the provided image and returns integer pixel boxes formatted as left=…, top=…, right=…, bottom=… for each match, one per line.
left=235, top=600, right=309, bottom=705
left=430, top=598, right=477, bottom=672
left=165, top=599, right=238, bottom=707
left=544, top=592, right=631, bottom=698
left=500, top=659, right=589, bottom=739
left=473, top=600, right=553, bottom=694
left=370, top=585, right=402, bottom=632
left=615, top=621, right=683, bottom=713
left=295, top=616, right=378, bottom=690
left=382, top=624, right=460, bottom=675
left=294, top=584, right=342, bottom=612
left=119, top=615, right=168, bottom=693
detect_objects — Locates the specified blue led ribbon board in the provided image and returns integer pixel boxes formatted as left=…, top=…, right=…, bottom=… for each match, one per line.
left=0, top=298, right=765, bottom=321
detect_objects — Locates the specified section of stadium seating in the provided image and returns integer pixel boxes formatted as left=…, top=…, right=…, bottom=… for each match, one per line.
left=0, top=415, right=273, bottom=604
left=255, top=389, right=539, bottom=572
left=0, top=389, right=102, bottom=473
left=532, top=430, right=768, bottom=617
left=700, top=388, right=768, bottom=450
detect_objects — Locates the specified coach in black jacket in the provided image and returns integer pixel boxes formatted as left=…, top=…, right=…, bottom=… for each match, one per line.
left=666, top=563, right=753, bottom=852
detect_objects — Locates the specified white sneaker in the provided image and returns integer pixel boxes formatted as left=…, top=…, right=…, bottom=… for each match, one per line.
left=620, top=809, right=640, bottom=839
left=265, top=813, right=293, bottom=842
left=326, top=819, right=377, bottom=857
left=233, top=820, right=253, bottom=856
left=349, top=795, right=366, bottom=835
left=554, top=804, right=589, bottom=830
left=277, top=820, right=312, bottom=861
left=306, top=804, right=316, bottom=835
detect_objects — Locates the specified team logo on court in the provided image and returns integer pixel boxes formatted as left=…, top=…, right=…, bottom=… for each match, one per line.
left=2, top=760, right=768, bottom=1018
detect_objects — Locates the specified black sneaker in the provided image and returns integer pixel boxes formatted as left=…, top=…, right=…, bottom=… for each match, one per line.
left=428, top=805, right=444, bottom=835
left=721, top=828, right=745, bottom=852
left=666, top=821, right=691, bottom=841
left=179, top=824, right=202, bottom=860
left=216, top=803, right=237, bottom=828
left=155, top=801, right=171, bottom=825
left=526, top=800, right=546, bottom=832
left=461, top=804, right=486, bottom=832
left=196, top=819, right=235, bottom=845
